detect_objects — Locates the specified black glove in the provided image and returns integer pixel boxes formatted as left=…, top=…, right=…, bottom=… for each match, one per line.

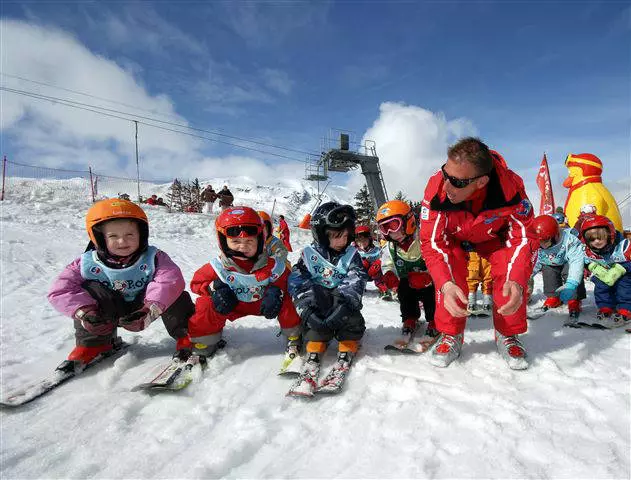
left=260, top=285, right=284, bottom=319
left=210, top=280, right=238, bottom=315
left=303, top=307, right=328, bottom=332
left=324, top=303, right=353, bottom=331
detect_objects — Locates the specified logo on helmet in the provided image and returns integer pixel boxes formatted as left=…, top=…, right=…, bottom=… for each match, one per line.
left=229, top=209, right=245, bottom=215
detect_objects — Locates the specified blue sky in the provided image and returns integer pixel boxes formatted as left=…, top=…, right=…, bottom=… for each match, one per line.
left=1, top=1, right=629, bottom=212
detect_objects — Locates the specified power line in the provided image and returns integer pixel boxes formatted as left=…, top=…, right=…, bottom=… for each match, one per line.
left=0, top=86, right=311, bottom=163
left=0, top=83, right=318, bottom=158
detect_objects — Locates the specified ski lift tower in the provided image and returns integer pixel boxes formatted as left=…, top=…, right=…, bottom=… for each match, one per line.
left=309, top=130, right=388, bottom=210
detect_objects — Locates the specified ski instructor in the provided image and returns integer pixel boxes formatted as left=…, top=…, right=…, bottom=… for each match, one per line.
left=419, top=137, right=537, bottom=370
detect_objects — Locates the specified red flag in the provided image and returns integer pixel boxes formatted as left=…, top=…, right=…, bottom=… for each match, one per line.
left=536, top=153, right=555, bottom=215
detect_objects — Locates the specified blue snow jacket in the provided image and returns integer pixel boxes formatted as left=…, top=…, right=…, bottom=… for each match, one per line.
left=533, top=229, right=586, bottom=285
left=288, top=242, right=368, bottom=312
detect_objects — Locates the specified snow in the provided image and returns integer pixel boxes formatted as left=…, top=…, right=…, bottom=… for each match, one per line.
left=1, top=180, right=630, bottom=479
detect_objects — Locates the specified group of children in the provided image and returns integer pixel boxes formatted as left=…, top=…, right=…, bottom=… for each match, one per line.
left=529, top=204, right=631, bottom=328
left=47, top=196, right=630, bottom=382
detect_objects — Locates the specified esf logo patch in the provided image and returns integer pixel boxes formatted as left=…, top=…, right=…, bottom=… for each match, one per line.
left=516, top=199, right=532, bottom=217
left=227, top=275, right=236, bottom=283
left=90, top=266, right=101, bottom=275
left=139, top=264, right=148, bottom=271
left=310, top=255, right=318, bottom=263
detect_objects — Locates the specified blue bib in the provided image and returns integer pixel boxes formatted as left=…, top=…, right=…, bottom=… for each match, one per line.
left=210, top=257, right=286, bottom=302
left=357, top=245, right=381, bottom=263
left=301, top=245, right=357, bottom=288
left=80, top=246, right=157, bottom=302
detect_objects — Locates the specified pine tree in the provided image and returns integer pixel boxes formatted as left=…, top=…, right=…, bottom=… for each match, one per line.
left=394, top=190, right=407, bottom=202
left=354, top=184, right=375, bottom=224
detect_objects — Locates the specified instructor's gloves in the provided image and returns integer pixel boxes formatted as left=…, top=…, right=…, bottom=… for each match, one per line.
left=210, top=280, right=238, bottom=314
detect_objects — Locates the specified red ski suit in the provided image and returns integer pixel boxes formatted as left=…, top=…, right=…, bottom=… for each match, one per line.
left=419, top=155, right=538, bottom=336
left=278, top=218, right=293, bottom=252
left=188, top=256, right=300, bottom=339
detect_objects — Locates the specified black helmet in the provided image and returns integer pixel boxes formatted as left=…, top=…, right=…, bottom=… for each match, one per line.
left=311, top=202, right=356, bottom=247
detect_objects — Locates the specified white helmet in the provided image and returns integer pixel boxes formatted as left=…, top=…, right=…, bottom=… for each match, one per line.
left=579, top=204, right=596, bottom=214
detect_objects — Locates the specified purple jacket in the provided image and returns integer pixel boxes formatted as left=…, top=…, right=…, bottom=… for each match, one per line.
left=48, top=249, right=185, bottom=317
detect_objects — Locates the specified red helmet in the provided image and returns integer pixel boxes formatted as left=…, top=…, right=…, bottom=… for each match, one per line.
left=215, top=206, right=264, bottom=257
left=529, top=215, right=559, bottom=241
left=355, top=225, right=372, bottom=237
left=579, top=214, right=616, bottom=244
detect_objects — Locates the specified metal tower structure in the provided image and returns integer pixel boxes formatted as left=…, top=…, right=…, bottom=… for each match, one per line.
left=304, top=130, right=388, bottom=210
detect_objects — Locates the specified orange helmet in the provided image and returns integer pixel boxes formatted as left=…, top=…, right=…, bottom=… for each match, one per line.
left=216, top=206, right=264, bottom=257
left=376, top=200, right=416, bottom=237
left=85, top=198, right=148, bottom=251
left=257, top=210, right=273, bottom=238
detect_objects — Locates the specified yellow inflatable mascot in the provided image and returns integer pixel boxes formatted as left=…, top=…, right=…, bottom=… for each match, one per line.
left=563, top=153, right=623, bottom=231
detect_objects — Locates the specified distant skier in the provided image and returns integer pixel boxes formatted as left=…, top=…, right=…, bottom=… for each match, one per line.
left=217, top=185, right=234, bottom=211
left=353, top=225, right=392, bottom=301
left=287, top=202, right=368, bottom=395
left=201, top=185, right=217, bottom=214
left=277, top=214, right=293, bottom=252
left=579, top=214, right=631, bottom=329
left=529, top=214, right=586, bottom=324
left=376, top=200, right=438, bottom=347
left=47, top=198, right=194, bottom=367
left=258, top=210, right=289, bottom=267
left=187, top=207, right=302, bottom=370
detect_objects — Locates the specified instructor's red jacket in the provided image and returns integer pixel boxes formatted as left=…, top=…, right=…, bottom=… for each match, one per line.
left=419, top=154, right=537, bottom=291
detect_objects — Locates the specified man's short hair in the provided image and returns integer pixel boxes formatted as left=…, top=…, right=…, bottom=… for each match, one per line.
left=447, top=137, right=494, bottom=175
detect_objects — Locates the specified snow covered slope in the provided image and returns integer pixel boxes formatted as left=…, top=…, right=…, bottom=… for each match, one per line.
left=0, top=187, right=629, bottom=479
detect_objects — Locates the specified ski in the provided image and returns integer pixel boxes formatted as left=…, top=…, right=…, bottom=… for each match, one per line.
left=527, top=307, right=547, bottom=320
left=286, top=354, right=320, bottom=398
left=385, top=323, right=438, bottom=355
left=0, top=340, right=129, bottom=408
left=278, top=348, right=304, bottom=376
left=316, top=356, right=353, bottom=394
left=384, top=329, right=416, bottom=353
left=132, top=340, right=225, bottom=392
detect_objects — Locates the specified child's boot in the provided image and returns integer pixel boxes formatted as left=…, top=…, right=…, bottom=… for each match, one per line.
left=542, top=296, right=562, bottom=311
left=467, top=292, right=477, bottom=311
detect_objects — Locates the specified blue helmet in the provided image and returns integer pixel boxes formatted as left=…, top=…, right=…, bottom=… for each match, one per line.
left=310, top=202, right=356, bottom=247
left=552, top=212, right=566, bottom=225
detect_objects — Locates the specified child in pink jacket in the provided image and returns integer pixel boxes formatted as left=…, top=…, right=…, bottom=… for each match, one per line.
left=48, top=199, right=193, bottom=367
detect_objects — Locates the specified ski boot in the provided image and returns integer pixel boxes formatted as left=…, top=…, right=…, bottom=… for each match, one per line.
left=467, top=292, right=477, bottom=313
left=564, top=300, right=581, bottom=327
left=482, top=294, right=493, bottom=314
left=429, top=333, right=463, bottom=368
left=402, top=318, right=419, bottom=336
left=541, top=296, right=562, bottom=312
left=380, top=290, right=394, bottom=301
left=287, top=352, right=321, bottom=397
left=592, top=307, right=615, bottom=329
left=495, top=331, right=528, bottom=370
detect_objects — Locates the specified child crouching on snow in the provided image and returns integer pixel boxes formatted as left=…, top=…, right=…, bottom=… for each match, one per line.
left=354, top=225, right=393, bottom=301
left=579, top=214, right=631, bottom=329
left=287, top=202, right=368, bottom=395
left=48, top=199, right=194, bottom=369
left=187, top=206, right=302, bottom=368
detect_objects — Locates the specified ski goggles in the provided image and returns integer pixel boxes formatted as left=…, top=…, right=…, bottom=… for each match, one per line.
left=378, top=216, right=403, bottom=236
left=441, top=164, right=488, bottom=189
left=224, top=225, right=261, bottom=238
left=325, top=205, right=356, bottom=228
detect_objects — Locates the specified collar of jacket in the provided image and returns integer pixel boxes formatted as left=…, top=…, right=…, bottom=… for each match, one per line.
left=429, top=160, right=523, bottom=213
left=219, top=250, right=270, bottom=273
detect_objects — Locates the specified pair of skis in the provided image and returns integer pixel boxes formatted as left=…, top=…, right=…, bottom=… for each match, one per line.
left=384, top=323, right=439, bottom=355
left=286, top=353, right=353, bottom=397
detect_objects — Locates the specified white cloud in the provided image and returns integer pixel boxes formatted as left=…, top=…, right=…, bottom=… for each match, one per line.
left=261, top=68, right=293, bottom=95
left=350, top=102, right=476, bottom=201
left=0, top=20, right=303, bottom=184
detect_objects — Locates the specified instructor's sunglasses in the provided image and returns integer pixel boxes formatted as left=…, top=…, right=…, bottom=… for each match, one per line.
left=378, top=217, right=403, bottom=236
left=225, top=225, right=261, bottom=237
left=441, top=164, right=488, bottom=189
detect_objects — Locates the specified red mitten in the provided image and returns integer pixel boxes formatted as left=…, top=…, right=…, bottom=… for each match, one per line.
left=368, top=259, right=382, bottom=279
left=382, top=271, right=400, bottom=289
left=407, top=271, right=432, bottom=289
